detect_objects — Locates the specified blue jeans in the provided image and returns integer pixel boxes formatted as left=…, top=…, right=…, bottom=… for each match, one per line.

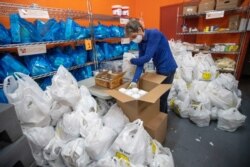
left=157, top=71, right=176, bottom=113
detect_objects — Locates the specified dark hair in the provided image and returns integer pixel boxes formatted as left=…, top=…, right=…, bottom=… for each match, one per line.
left=125, top=19, right=144, bottom=36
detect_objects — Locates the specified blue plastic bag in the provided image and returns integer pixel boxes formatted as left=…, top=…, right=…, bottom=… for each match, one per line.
left=39, top=77, right=52, bottom=90
left=95, top=44, right=105, bottom=62
left=65, top=18, right=90, bottom=40
left=47, top=47, right=74, bottom=70
left=123, top=44, right=130, bottom=53
left=72, top=68, right=86, bottom=81
left=99, top=43, right=113, bottom=60
left=84, top=65, right=93, bottom=78
left=119, top=26, right=125, bottom=37
left=0, top=89, right=8, bottom=103
left=0, top=53, right=30, bottom=76
left=110, top=25, right=122, bottom=37
left=65, top=46, right=87, bottom=65
left=0, top=66, right=6, bottom=82
left=10, top=14, right=41, bottom=43
left=130, top=41, right=139, bottom=51
left=24, top=54, right=53, bottom=76
left=94, top=23, right=110, bottom=39
left=112, top=44, right=124, bottom=57
left=0, top=23, right=11, bottom=44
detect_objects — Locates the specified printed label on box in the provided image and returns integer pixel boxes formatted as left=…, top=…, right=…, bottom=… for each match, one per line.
left=18, top=9, right=50, bottom=19
left=18, top=44, right=47, bottom=56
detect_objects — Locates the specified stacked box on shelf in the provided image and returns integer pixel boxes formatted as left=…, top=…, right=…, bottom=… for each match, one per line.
left=95, top=71, right=125, bottom=89
left=216, top=0, right=242, bottom=10
left=0, top=104, right=35, bottom=167
left=107, top=72, right=171, bottom=143
left=198, top=0, right=215, bottom=14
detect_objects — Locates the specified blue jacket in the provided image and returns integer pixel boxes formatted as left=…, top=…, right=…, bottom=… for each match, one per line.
left=131, top=29, right=177, bottom=82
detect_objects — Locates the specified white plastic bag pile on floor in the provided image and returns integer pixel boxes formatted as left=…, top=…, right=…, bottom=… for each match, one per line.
left=4, top=65, right=175, bottom=167
left=168, top=40, right=246, bottom=132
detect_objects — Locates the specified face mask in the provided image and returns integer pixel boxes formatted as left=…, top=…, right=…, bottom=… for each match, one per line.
left=132, top=35, right=143, bottom=43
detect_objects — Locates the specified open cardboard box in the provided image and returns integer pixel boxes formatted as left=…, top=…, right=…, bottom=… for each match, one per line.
left=106, top=72, right=171, bottom=123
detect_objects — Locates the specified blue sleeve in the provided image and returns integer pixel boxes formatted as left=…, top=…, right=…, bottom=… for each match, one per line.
left=130, top=31, right=161, bottom=66
left=132, top=65, right=143, bottom=83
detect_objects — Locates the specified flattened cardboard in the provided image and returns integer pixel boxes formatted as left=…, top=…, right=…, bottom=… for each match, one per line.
left=144, top=112, right=168, bottom=143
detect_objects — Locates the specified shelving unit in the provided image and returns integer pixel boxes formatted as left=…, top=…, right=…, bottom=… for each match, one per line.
left=176, top=4, right=250, bottom=77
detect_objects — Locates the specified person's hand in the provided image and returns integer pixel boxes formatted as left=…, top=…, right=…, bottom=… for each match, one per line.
left=127, top=82, right=137, bottom=89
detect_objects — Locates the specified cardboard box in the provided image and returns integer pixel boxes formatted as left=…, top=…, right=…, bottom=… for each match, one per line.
left=183, top=6, right=198, bottom=15
left=95, top=71, right=125, bottom=89
left=107, top=72, right=171, bottom=123
left=144, top=112, right=168, bottom=143
left=216, top=0, right=242, bottom=10
left=198, top=0, right=215, bottom=14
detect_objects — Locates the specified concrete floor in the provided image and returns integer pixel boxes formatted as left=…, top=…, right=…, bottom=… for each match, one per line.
left=164, top=77, right=250, bottom=167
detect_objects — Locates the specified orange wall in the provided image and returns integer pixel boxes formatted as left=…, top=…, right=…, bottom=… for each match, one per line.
left=135, top=0, right=184, bottom=29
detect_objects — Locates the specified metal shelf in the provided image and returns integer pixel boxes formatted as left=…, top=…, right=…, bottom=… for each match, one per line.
left=190, top=50, right=240, bottom=55
left=32, top=62, right=96, bottom=80
left=95, top=38, right=122, bottom=43
left=180, top=7, right=248, bottom=18
left=177, top=30, right=245, bottom=35
left=0, top=2, right=89, bottom=19
left=0, top=39, right=87, bottom=52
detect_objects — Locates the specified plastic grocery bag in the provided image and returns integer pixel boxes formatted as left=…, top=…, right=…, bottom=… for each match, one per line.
left=210, top=107, right=219, bottom=120
left=43, top=137, right=65, bottom=161
left=130, top=42, right=139, bottom=51
left=61, top=138, right=91, bottom=167
left=50, top=66, right=81, bottom=107
left=23, top=126, right=55, bottom=165
left=79, top=111, right=102, bottom=138
left=65, top=18, right=89, bottom=40
left=110, top=25, right=122, bottom=37
left=94, top=23, right=110, bottom=39
left=55, top=111, right=82, bottom=142
left=180, top=52, right=196, bottom=83
left=74, top=85, right=97, bottom=113
left=110, top=119, right=150, bottom=165
left=95, top=44, right=105, bottom=62
left=103, top=104, right=129, bottom=134
left=217, top=108, right=246, bottom=132
left=206, top=81, right=239, bottom=110
left=48, top=47, right=74, bottom=70
left=146, top=139, right=174, bottom=167
left=1, top=53, right=30, bottom=76
left=214, top=73, right=239, bottom=92
left=93, top=157, right=141, bottom=167
left=39, top=77, right=52, bottom=90
left=24, top=54, right=52, bottom=76
left=50, top=101, right=72, bottom=126
left=112, top=44, right=124, bottom=57
left=96, top=98, right=110, bottom=116
left=0, top=23, right=11, bottom=44
left=122, top=52, right=136, bottom=80
left=174, top=95, right=191, bottom=118
left=65, top=46, right=87, bottom=66
left=189, top=104, right=211, bottom=127
left=85, top=123, right=117, bottom=160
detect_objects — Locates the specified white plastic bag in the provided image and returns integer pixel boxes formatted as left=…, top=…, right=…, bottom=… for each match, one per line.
left=74, top=86, right=97, bottom=113
left=50, top=101, right=71, bottom=126
left=214, top=73, right=239, bottom=92
left=174, top=95, right=191, bottom=118
left=43, top=137, right=65, bottom=161
left=217, top=108, right=246, bottom=132
left=50, top=66, right=81, bottom=107
left=79, top=111, right=103, bottom=138
left=103, top=104, right=129, bottom=134
left=110, top=119, right=150, bottom=165
left=122, top=52, right=136, bottom=80
left=61, top=138, right=91, bottom=167
left=94, top=157, right=141, bottom=167
left=55, top=111, right=82, bottom=142
left=85, top=123, right=117, bottom=160
left=24, top=126, right=55, bottom=166
left=180, top=53, right=196, bottom=83
left=95, top=98, right=110, bottom=116
left=147, top=140, right=174, bottom=167
left=210, top=107, right=219, bottom=120
left=189, top=104, right=211, bottom=127
left=206, top=81, right=239, bottom=110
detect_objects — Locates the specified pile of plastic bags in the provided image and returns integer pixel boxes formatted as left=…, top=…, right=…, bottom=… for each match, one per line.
left=3, top=65, right=174, bottom=167
left=168, top=40, right=246, bottom=132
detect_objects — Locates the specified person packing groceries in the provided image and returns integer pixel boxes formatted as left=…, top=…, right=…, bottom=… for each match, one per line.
left=125, top=19, right=177, bottom=113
